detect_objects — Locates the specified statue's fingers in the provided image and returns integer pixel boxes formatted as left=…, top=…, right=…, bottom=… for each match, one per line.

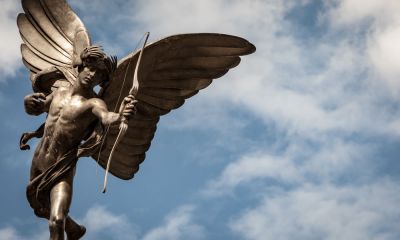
left=123, top=96, right=130, bottom=103
left=125, top=103, right=135, bottom=109
left=36, top=93, right=46, bottom=100
left=126, top=107, right=136, bottom=114
left=34, top=99, right=44, bottom=107
left=32, top=98, right=44, bottom=103
left=123, top=107, right=133, bottom=114
left=122, top=111, right=132, bottom=117
left=123, top=95, right=134, bottom=104
left=127, top=94, right=135, bottom=99
left=33, top=93, right=46, bottom=100
left=123, top=106, right=136, bottom=114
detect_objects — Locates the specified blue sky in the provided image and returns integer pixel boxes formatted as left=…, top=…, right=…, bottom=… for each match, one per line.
left=1, top=0, right=400, bottom=239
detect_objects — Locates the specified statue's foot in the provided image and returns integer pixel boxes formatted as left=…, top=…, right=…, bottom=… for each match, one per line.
left=66, top=224, right=86, bottom=240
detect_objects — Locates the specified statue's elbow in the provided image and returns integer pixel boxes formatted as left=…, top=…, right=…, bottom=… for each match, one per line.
left=101, top=112, right=120, bottom=126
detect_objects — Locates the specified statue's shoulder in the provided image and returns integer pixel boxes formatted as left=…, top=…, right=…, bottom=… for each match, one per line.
left=87, top=96, right=107, bottom=107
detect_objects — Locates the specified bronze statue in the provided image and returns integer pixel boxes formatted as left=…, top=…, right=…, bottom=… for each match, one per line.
left=17, top=0, right=255, bottom=239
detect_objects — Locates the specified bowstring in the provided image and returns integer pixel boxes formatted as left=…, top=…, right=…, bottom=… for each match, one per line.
left=95, top=33, right=147, bottom=190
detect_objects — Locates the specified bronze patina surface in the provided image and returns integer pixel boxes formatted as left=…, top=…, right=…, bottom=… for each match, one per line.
left=18, top=0, right=255, bottom=239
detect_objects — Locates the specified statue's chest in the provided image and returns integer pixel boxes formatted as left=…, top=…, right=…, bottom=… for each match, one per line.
left=50, top=95, right=89, bottom=120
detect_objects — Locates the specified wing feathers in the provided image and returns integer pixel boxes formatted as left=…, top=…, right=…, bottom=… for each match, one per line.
left=104, top=142, right=151, bottom=155
left=18, top=14, right=72, bottom=64
left=162, top=33, right=254, bottom=49
left=21, top=44, right=70, bottom=69
left=172, top=46, right=254, bottom=58
left=142, top=78, right=213, bottom=90
left=156, top=56, right=241, bottom=70
left=21, top=44, right=54, bottom=71
left=141, top=88, right=195, bottom=99
left=96, top=33, right=255, bottom=180
left=97, top=154, right=143, bottom=180
left=136, top=101, right=172, bottom=116
left=22, top=58, right=40, bottom=74
left=148, top=69, right=229, bottom=80
left=108, top=126, right=156, bottom=139
left=18, top=0, right=91, bottom=80
left=40, top=0, right=84, bottom=43
left=136, top=93, right=184, bottom=110
left=22, top=13, right=71, bottom=59
left=22, top=0, right=73, bottom=55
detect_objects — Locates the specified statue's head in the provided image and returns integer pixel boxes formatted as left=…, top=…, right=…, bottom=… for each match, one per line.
left=77, top=45, right=117, bottom=88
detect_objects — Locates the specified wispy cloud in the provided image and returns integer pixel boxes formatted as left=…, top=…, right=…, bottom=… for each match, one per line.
left=142, top=205, right=205, bottom=240
left=125, top=0, right=400, bottom=140
left=0, top=0, right=23, bottom=77
left=79, top=205, right=139, bottom=240
left=326, top=0, right=400, bottom=96
left=202, top=137, right=374, bottom=196
left=120, top=2, right=400, bottom=238
left=230, top=180, right=400, bottom=240
left=0, top=226, right=47, bottom=240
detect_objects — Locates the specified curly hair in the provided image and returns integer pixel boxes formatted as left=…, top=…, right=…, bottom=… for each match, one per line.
left=78, top=45, right=117, bottom=84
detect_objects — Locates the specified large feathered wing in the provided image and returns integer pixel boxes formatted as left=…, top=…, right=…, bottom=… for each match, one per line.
left=95, top=33, right=256, bottom=180
left=17, top=0, right=90, bottom=89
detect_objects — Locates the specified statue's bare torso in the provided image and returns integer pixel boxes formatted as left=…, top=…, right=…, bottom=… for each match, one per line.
left=31, top=87, right=98, bottom=176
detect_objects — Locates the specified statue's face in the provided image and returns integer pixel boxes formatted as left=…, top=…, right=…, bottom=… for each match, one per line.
left=78, top=59, right=108, bottom=88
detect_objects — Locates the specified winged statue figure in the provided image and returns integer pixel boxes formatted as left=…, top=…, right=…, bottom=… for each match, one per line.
left=17, top=0, right=255, bottom=239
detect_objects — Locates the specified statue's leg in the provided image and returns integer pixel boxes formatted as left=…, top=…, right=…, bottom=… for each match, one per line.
left=49, top=178, right=73, bottom=240
left=65, top=216, right=86, bottom=240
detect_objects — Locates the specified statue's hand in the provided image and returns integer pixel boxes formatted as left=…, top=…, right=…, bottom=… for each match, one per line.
left=24, top=93, right=46, bottom=115
left=120, top=94, right=138, bottom=121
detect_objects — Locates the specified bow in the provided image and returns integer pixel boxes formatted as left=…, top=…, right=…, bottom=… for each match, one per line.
left=102, top=32, right=150, bottom=193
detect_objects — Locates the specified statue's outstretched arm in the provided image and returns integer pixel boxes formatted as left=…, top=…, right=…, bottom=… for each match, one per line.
left=91, top=96, right=136, bottom=126
left=91, top=100, right=120, bottom=126
left=24, top=92, right=53, bottom=116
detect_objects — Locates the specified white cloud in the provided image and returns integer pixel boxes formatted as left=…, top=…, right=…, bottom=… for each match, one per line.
left=131, top=0, right=293, bottom=39
left=124, top=0, right=400, bottom=141
left=203, top=137, right=374, bottom=196
left=230, top=180, right=400, bottom=240
left=125, top=4, right=400, bottom=240
left=326, top=0, right=400, bottom=27
left=0, top=0, right=23, bottom=77
left=326, top=0, right=400, bottom=96
left=79, top=205, right=139, bottom=240
left=142, top=205, right=205, bottom=240
left=203, top=153, right=299, bottom=196
left=368, top=24, right=400, bottom=90
left=0, top=227, right=20, bottom=240
left=0, top=226, right=47, bottom=240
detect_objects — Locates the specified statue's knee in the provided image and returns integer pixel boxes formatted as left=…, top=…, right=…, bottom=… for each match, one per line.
left=49, top=216, right=65, bottom=230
